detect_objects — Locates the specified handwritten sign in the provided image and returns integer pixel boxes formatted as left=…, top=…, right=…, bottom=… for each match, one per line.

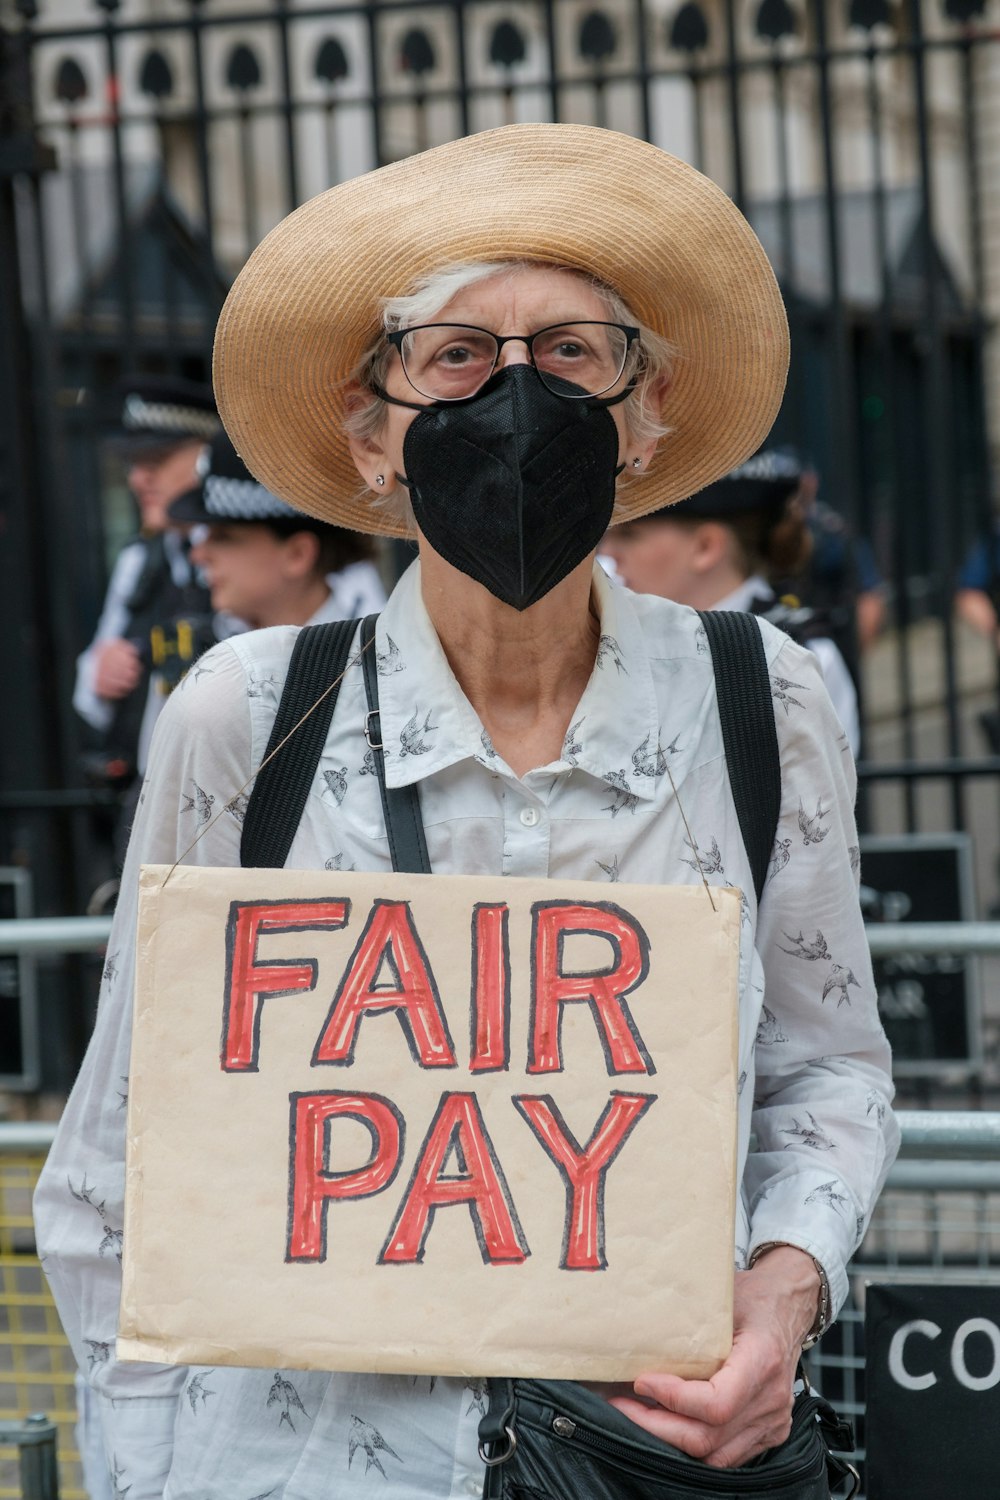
left=119, top=865, right=741, bottom=1381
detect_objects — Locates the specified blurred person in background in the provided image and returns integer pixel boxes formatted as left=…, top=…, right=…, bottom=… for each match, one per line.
left=786, top=460, right=887, bottom=671
left=602, top=449, right=860, bottom=754
left=74, top=376, right=219, bottom=795
left=955, top=516, right=1000, bottom=646
left=170, top=428, right=387, bottom=632
left=954, top=514, right=1000, bottom=758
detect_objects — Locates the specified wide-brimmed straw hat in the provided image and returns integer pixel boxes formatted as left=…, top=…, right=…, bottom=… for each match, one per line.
left=214, top=123, right=789, bottom=537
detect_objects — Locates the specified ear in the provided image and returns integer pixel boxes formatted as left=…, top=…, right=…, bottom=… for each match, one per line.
left=343, top=381, right=399, bottom=495
left=690, top=521, right=730, bottom=574
left=627, top=373, right=672, bottom=471
left=282, top=530, right=322, bottom=581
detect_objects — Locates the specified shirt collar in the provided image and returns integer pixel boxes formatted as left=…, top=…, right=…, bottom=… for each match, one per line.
left=715, top=575, right=772, bottom=613
left=374, top=562, right=661, bottom=800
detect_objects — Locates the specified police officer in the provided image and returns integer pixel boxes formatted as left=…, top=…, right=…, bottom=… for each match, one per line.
left=74, top=376, right=219, bottom=787
left=168, top=429, right=386, bottom=631
left=602, top=449, right=861, bottom=753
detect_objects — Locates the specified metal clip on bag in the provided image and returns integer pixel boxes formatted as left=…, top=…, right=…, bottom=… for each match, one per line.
left=478, top=1378, right=860, bottom=1500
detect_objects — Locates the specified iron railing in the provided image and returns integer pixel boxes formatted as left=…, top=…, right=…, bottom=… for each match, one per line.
left=3, top=914, right=1000, bottom=959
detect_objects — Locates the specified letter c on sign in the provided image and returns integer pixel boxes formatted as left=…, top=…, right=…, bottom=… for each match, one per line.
left=950, top=1319, right=1000, bottom=1392
left=888, top=1320, right=941, bottom=1390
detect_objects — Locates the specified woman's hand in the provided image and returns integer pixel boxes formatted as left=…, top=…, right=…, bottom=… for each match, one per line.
left=608, top=1245, right=821, bottom=1469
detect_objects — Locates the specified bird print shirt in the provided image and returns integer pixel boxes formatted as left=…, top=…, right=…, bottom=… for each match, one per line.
left=35, top=559, right=898, bottom=1500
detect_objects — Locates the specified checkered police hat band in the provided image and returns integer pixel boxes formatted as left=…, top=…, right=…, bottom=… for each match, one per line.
left=123, top=394, right=219, bottom=441
left=203, top=474, right=302, bottom=520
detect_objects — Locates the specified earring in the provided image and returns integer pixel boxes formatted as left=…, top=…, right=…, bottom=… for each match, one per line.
left=375, top=474, right=385, bottom=487
left=631, top=458, right=642, bottom=469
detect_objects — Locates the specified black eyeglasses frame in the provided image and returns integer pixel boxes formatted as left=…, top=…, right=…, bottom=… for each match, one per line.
left=385, top=320, right=641, bottom=403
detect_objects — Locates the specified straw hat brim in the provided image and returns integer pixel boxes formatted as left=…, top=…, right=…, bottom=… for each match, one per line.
left=214, top=124, right=789, bottom=538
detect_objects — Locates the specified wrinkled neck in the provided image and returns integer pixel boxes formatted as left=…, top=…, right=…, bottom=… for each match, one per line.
left=419, top=540, right=600, bottom=725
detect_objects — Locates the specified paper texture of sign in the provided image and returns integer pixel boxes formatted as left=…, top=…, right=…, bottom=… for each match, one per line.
left=120, top=864, right=740, bottom=1382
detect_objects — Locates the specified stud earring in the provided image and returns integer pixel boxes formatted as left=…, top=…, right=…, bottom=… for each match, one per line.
left=631, top=457, right=642, bottom=469
left=375, top=474, right=385, bottom=487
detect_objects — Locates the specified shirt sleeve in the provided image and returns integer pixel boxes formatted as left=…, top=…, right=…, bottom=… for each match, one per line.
left=805, top=636, right=860, bottom=758
left=34, top=639, right=255, bottom=1498
left=745, top=635, right=899, bottom=1319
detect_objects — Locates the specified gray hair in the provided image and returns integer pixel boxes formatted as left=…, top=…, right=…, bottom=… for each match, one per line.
left=343, top=261, right=676, bottom=533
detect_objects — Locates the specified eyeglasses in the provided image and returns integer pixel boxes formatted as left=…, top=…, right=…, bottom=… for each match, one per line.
left=386, top=321, right=641, bottom=402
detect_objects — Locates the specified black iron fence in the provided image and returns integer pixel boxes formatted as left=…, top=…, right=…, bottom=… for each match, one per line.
left=1, top=0, right=1000, bottom=1082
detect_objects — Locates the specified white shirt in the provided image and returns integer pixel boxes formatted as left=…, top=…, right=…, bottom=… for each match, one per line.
left=715, top=576, right=861, bottom=757
left=35, top=560, right=898, bottom=1500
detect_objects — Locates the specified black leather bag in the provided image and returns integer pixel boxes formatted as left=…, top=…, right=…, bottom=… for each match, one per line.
left=478, top=1378, right=860, bottom=1499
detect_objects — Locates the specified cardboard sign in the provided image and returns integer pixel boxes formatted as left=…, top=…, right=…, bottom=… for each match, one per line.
left=865, top=1283, right=1000, bottom=1499
left=119, top=865, right=741, bottom=1382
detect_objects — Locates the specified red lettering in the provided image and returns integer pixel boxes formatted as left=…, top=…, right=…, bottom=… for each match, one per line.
left=286, top=1091, right=404, bottom=1262
left=380, top=1092, right=528, bottom=1265
left=469, top=904, right=511, bottom=1073
left=529, top=901, right=653, bottom=1074
left=514, top=1092, right=656, bottom=1269
left=314, top=900, right=456, bottom=1068
left=222, top=899, right=350, bottom=1071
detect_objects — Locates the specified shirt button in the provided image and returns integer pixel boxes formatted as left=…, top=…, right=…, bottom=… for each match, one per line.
left=465, top=1479, right=482, bottom=1496
left=519, top=806, right=540, bottom=827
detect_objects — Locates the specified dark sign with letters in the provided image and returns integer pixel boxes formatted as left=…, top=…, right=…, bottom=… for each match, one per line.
left=860, top=834, right=980, bottom=1073
left=865, top=1283, right=1000, bottom=1499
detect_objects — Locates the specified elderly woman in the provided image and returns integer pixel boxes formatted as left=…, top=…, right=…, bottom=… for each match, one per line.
left=35, top=124, right=896, bottom=1500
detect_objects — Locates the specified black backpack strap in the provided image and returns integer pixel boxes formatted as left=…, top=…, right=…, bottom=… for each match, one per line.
left=240, top=618, right=361, bottom=868
left=697, top=610, right=781, bottom=906
left=359, top=613, right=432, bottom=875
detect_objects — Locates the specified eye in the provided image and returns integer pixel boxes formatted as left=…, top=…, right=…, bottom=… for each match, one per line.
left=438, top=344, right=475, bottom=366
left=533, top=326, right=601, bottom=364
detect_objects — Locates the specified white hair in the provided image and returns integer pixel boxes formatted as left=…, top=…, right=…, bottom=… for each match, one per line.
left=342, top=260, right=676, bottom=533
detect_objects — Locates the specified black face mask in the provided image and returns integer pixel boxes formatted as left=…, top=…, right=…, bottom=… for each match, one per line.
left=390, top=365, right=627, bottom=611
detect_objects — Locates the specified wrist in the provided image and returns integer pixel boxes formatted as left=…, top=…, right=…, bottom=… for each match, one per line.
left=747, top=1242, right=830, bottom=1349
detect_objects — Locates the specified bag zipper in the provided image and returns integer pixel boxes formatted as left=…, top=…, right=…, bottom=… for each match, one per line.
left=547, top=1413, right=826, bottom=1494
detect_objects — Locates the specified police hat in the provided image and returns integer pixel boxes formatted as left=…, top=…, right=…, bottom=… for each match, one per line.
left=660, top=449, right=802, bottom=522
left=112, top=375, right=218, bottom=460
left=169, top=429, right=331, bottom=531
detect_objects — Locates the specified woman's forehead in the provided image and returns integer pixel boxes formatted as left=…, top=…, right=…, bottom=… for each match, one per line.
left=430, top=264, right=608, bottom=324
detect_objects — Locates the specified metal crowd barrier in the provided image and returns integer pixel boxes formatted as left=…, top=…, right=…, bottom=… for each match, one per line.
left=0, top=1130, right=73, bottom=1499
left=2, top=916, right=1000, bottom=958
left=805, top=1111, right=1000, bottom=1496
left=0, top=917, right=997, bottom=1497
left=0, top=1421, right=58, bottom=1500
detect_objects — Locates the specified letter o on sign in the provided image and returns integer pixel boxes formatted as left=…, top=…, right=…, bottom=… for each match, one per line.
left=950, top=1319, right=1000, bottom=1392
